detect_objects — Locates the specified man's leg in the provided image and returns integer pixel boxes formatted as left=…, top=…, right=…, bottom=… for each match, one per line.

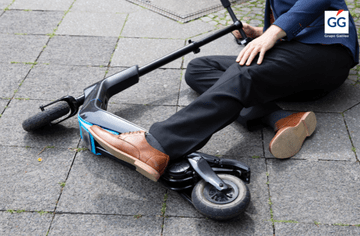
left=150, top=42, right=353, bottom=159
left=185, top=55, right=289, bottom=131
left=89, top=41, right=353, bottom=181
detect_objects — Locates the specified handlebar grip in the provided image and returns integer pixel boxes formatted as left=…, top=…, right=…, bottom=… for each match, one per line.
left=220, top=0, right=231, bottom=8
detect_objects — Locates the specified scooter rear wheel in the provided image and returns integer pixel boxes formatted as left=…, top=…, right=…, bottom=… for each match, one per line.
left=191, top=174, right=250, bottom=220
left=22, top=102, right=70, bottom=132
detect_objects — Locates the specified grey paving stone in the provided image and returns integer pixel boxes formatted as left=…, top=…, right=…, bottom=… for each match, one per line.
left=108, top=67, right=182, bottom=106
left=163, top=216, right=273, bottom=236
left=10, top=0, right=74, bottom=11
left=0, top=0, right=11, bottom=9
left=0, top=212, right=52, bottom=235
left=183, top=32, right=243, bottom=68
left=166, top=157, right=270, bottom=220
left=268, top=159, right=360, bottom=225
left=344, top=103, right=360, bottom=155
left=178, top=70, right=199, bottom=106
left=277, top=80, right=360, bottom=113
left=110, top=37, right=185, bottom=69
left=263, top=113, right=355, bottom=161
left=0, top=99, right=8, bottom=111
left=275, top=222, right=360, bottom=236
left=0, top=34, right=48, bottom=63
left=49, top=214, right=162, bottom=236
left=56, top=149, right=167, bottom=215
left=0, top=146, right=74, bottom=211
left=16, top=64, right=107, bottom=100
left=38, top=36, right=117, bottom=66
left=0, top=11, right=64, bottom=34
left=121, top=9, right=215, bottom=39
left=0, top=99, right=80, bottom=148
left=57, top=11, right=127, bottom=37
left=348, top=74, right=358, bottom=82
left=0, top=63, right=32, bottom=98
left=71, top=0, right=143, bottom=13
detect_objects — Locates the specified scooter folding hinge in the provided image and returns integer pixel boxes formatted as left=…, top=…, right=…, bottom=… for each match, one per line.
left=187, top=154, right=228, bottom=191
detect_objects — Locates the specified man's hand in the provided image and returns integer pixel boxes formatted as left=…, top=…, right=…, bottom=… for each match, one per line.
left=232, top=22, right=263, bottom=39
left=236, top=25, right=286, bottom=66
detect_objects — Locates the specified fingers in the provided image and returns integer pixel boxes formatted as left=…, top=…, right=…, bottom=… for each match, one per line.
left=236, top=43, right=264, bottom=66
left=257, top=48, right=266, bottom=65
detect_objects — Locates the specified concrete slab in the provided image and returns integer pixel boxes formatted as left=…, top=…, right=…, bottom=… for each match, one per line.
left=0, top=0, right=12, bottom=9
left=183, top=32, right=243, bottom=68
left=263, top=113, right=356, bottom=161
left=10, top=0, right=74, bottom=11
left=57, top=11, right=127, bottom=37
left=49, top=214, right=163, bottom=235
left=0, top=99, right=80, bottom=148
left=277, top=80, right=360, bottom=113
left=16, top=64, right=107, bottom=100
left=268, top=159, right=360, bottom=225
left=0, top=99, right=8, bottom=111
left=121, top=9, right=215, bottom=39
left=344, top=103, right=360, bottom=155
left=0, top=34, right=48, bottom=63
left=71, top=0, right=143, bottom=13
left=178, top=69, right=198, bottom=106
left=0, top=11, right=64, bottom=34
left=275, top=222, right=360, bottom=236
left=108, top=67, right=182, bottom=106
left=163, top=216, right=273, bottom=236
left=110, top=37, right=185, bottom=68
left=0, top=212, right=52, bottom=235
left=0, top=146, right=74, bottom=211
left=0, top=63, right=32, bottom=99
left=38, top=36, right=117, bottom=66
left=56, top=149, right=167, bottom=215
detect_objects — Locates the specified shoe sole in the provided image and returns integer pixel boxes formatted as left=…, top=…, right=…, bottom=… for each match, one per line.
left=89, top=128, right=160, bottom=182
left=269, top=111, right=316, bottom=159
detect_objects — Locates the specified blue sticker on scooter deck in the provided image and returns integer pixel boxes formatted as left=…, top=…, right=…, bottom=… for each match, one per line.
left=78, top=115, right=119, bottom=155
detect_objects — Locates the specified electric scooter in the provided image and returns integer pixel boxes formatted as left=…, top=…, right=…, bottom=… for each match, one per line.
left=22, top=0, right=252, bottom=220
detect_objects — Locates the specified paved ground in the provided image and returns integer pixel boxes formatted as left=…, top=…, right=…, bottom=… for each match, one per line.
left=0, top=0, right=360, bottom=235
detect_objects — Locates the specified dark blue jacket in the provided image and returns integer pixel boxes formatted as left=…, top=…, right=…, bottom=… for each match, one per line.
left=264, top=0, right=359, bottom=66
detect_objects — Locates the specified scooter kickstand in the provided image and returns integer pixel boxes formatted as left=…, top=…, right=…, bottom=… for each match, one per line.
left=187, top=153, right=228, bottom=191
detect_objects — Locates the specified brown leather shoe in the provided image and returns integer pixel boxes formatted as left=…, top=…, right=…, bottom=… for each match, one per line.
left=89, top=125, right=169, bottom=182
left=269, top=111, right=316, bottom=159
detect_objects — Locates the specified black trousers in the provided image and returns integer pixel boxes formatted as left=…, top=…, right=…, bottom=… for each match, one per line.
left=149, top=41, right=353, bottom=159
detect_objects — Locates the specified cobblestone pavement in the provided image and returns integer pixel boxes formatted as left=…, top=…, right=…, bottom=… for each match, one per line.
left=0, top=0, right=360, bottom=235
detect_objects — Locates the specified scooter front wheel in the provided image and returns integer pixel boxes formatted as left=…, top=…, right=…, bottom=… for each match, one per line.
left=191, top=174, right=250, bottom=220
left=22, top=102, right=70, bottom=132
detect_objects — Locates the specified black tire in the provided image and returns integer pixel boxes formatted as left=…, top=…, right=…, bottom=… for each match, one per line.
left=22, top=102, right=70, bottom=132
left=191, top=174, right=250, bottom=221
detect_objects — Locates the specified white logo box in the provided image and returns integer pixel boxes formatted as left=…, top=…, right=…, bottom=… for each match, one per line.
left=324, top=10, right=349, bottom=34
